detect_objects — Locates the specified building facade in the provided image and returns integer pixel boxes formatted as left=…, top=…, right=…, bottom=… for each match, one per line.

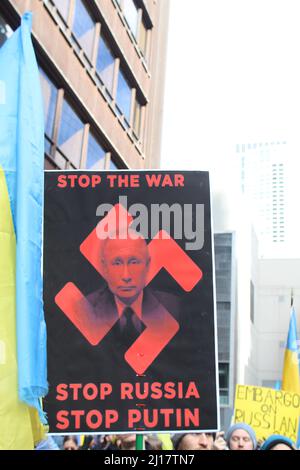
left=236, top=141, right=294, bottom=257
left=0, top=0, right=169, bottom=170
left=214, top=232, right=236, bottom=430
left=213, top=189, right=300, bottom=432
left=250, top=258, right=300, bottom=389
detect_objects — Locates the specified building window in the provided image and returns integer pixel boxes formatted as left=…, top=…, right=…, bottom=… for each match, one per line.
left=116, top=68, right=132, bottom=125
left=38, top=68, right=120, bottom=170
left=86, top=133, right=106, bottom=170
left=139, top=18, right=148, bottom=57
left=72, top=0, right=95, bottom=60
left=123, top=0, right=138, bottom=38
left=39, top=69, right=58, bottom=155
left=57, top=99, right=84, bottom=167
left=52, top=0, right=71, bottom=22
left=219, top=362, right=229, bottom=405
left=45, top=0, right=147, bottom=144
left=96, top=34, right=115, bottom=96
left=133, top=97, right=142, bottom=139
left=0, top=14, right=13, bottom=48
left=116, top=0, right=150, bottom=59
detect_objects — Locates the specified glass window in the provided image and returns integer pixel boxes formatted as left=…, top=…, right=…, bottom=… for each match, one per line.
left=219, top=362, right=229, bottom=405
left=133, top=98, right=142, bottom=138
left=86, top=134, right=106, bottom=170
left=39, top=69, right=58, bottom=154
left=57, top=100, right=84, bottom=167
left=116, top=69, right=132, bottom=123
left=123, top=0, right=138, bottom=38
left=219, top=390, right=229, bottom=406
left=72, top=0, right=95, bottom=59
left=109, top=159, right=118, bottom=170
left=139, top=19, right=147, bottom=57
left=0, top=14, right=13, bottom=49
left=52, top=0, right=71, bottom=22
left=96, top=35, right=115, bottom=94
left=219, top=363, right=229, bottom=388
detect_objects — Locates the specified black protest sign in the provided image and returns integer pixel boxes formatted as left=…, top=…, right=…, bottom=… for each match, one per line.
left=43, top=170, right=219, bottom=433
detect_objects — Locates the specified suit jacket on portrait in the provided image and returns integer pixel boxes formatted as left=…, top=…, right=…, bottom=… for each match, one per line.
left=72, top=284, right=180, bottom=347
left=87, top=285, right=179, bottom=321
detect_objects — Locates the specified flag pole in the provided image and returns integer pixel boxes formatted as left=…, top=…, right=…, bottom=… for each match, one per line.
left=291, top=289, right=294, bottom=307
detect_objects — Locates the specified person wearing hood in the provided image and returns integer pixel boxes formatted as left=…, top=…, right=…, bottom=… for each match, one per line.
left=260, top=434, right=296, bottom=450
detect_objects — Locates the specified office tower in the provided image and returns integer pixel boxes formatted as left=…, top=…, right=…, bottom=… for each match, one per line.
left=237, top=141, right=292, bottom=256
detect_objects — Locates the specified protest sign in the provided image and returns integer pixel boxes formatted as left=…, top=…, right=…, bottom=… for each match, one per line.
left=43, top=170, right=219, bottom=433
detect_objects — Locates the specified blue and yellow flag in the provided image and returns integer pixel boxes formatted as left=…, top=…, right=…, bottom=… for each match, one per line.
left=0, top=13, right=47, bottom=448
left=282, top=307, right=300, bottom=394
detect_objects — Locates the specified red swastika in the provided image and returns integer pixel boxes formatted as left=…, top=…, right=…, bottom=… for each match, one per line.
left=146, top=230, right=202, bottom=291
left=55, top=204, right=202, bottom=373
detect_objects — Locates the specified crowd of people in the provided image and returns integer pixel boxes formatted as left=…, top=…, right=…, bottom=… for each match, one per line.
left=35, top=423, right=298, bottom=451
left=171, top=423, right=297, bottom=450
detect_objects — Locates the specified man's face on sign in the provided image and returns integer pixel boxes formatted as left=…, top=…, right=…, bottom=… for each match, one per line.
left=102, top=234, right=150, bottom=305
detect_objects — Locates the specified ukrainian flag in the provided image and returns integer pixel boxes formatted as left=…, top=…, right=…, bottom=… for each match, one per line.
left=0, top=13, right=47, bottom=449
left=282, top=307, right=300, bottom=394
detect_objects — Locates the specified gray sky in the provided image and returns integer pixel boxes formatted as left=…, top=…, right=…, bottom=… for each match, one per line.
left=161, top=0, right=300, bottom=188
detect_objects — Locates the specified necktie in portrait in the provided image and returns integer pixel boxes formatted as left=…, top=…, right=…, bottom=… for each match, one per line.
left=121, top=307, right=144, bottom=347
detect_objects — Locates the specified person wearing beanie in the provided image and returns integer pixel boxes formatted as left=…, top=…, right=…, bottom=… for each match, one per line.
left=171, top=432, right=226, bottom=451
left=260, top=434, right=296, bottom=450
left=225, top=423, right=257, bottom=450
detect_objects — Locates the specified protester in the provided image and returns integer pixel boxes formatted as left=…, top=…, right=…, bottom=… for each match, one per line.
left=90, top=434, right=119, bottom=450
left=116, top=434, right=162, bottom=450
left=225, top=423, right=257, bottom=450
left=63, top=435, right=79, bottom=450
left=116, top=434, right=136, bottom=450
left=260, top=434, right=296, bottom=450
left=172, top=432, right=226, bottom=450
left=146, top=434, right=163, bottom=450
